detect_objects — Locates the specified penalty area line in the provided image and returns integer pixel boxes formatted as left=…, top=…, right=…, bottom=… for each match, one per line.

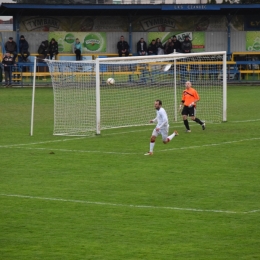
left=160, top=137, right=260, bottom=152
left=1, top=118, right=259, bottom=149
left=1, top=137, right=260, bottom=155
left=7, top=137, right=260, bottom=155
left=0, top=193, right=255, bottom=214
left=0, top=137, right=86, bottom=149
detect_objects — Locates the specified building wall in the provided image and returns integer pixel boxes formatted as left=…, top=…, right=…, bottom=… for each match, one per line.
left=0, top=30, right=248, bottom=54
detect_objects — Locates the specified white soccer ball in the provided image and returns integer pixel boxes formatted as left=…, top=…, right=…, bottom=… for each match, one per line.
left=106, top=78, right=115, bottom=85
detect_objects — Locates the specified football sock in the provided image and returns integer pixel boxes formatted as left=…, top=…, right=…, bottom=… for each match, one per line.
left=167, top=132, right=176, bottom=141
left=194, top=118, right=203, bottom=125
left=184, top=119, right=190, bottom=130
left=150, top=142, right=155, bottom=152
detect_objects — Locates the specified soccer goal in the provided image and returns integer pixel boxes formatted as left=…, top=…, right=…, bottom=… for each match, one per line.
left=30, top=51, right=226, bottom=136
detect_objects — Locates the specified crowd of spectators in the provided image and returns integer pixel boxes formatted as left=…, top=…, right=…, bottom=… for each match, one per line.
left=137, top=35, right=191, bottom=56
left=117, top=35, right=192, bottom=57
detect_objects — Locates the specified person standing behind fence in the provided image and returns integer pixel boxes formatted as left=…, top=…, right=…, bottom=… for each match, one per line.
left=156, top=38, right=164, bottom=55
left=19, top=35, right=30, bottom=62
left=2, top=52, right=17, bottom=87
left=73, top=38, right=82, bottom=61
left=148, top=39, right=157, bottom=55
left=181, top=35, right=192, bottom=53
left=117, top=36, right=129, bottom=57
left=164, top=38, right=174, bottom=54
left=49, top=38, right=59, bottom=60
left=171, top=35, right=182, bottom=53
left=5, top=37, right=17, bottom=62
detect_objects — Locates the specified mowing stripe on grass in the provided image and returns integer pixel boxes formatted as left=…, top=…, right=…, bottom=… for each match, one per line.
left=0, top=137, right=85, bottom=148
left=0, top=118, right=259, bottom=150
left=1, top=193, right=254, bottom=214
left=1, top=137, right=260, bottom=155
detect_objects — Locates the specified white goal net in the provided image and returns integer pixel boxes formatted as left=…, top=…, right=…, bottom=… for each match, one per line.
left=31, top=52, right=226, bottom=136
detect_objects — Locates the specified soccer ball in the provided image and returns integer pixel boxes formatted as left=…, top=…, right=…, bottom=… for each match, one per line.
left=106, top=78, right=115, bottom=85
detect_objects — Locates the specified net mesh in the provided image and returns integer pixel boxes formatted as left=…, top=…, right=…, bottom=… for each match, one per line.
left=44, top=53, right=225, bottom=136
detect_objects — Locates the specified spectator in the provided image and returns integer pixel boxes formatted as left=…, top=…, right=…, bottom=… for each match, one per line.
left=74, top=38, right=82, bottom=61
left=164, top=38, right=174, bottom=54
left=182, top=35, right=192, bottom=53
left=156, top=38, right=164, bottom=55
left=137, top=38, right=147, bottom=56
left=171, top=35, right=182, bottom=53
left=19, top=35, right=30, bottom=62
left=38, top=40, right=49, bottom=59
left=5, top=37, right=17, bottom=62
left=147, top=39, right=157, bottom=55
left=49, top=38, right=59, bottom=60
left=2, top=52, right=16, bottom=87
left=117, top=35, right=129, bottom=57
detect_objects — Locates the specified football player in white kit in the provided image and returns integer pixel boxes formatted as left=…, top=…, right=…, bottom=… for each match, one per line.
left=144, top=100, right=178, bottom=155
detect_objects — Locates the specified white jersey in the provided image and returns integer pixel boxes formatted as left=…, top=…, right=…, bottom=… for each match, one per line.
left=153, top=107, right=169, bottom=129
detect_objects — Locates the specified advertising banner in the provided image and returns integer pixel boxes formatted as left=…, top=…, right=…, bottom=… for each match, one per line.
left=246, top=32, right=260, bottom=51
left=49, top=32, right=107, bottom=53
left=148, top=32, right=205, bottom=52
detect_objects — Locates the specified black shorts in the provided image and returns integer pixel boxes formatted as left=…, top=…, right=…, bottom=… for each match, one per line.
left=182, top=105, right=196, bottom=117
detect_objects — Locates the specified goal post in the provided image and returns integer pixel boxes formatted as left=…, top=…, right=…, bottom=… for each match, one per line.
left=31, top=51, right=226, bottom=136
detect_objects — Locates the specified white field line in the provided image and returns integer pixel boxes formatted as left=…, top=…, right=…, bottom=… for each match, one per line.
left=0, top=137, right=86, bottom=148
left=1, top=193, right=257, bottom=214
left=160, top=137, right=260, bottom=152
left=0, top=118, right=259, bottom=150
left=1, top=137, right=260, bottom=155
left=230, top=118, right=260, bottom=123
left=0, top=129, right=150, bottom=148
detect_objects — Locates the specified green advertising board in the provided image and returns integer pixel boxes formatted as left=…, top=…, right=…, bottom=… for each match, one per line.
left=49, top=32, right=107, bottom=53
left=246, top=32, right=260, bottom=51
left=148, top=32, right=205, bottom=52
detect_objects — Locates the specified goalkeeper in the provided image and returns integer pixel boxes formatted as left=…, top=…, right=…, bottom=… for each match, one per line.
left=144, top=100, right=178, bottom=156
left=179, top=81, right=205, bottom=132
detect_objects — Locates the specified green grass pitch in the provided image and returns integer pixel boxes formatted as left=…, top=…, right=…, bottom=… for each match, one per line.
left=0, top=85, right=260, bottom=259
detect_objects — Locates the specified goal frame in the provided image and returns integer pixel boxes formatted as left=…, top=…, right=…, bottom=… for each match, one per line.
left=94, top=51, right=227, bottom=134
left=30, top=51, right=227, bottom=136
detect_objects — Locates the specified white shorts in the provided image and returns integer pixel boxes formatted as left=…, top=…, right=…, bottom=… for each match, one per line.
left=152, top=125, right=169, bottom=141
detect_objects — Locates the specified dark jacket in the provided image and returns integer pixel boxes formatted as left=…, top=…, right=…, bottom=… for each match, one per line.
left=19, top=39, right=29, bottom=53
left=148, top=42, right=157, bottom=55
left=137, top=40, right=147, bottom=53
left=49, top=40, right=59, bottom=54
left=2, top=55, right=16, bottom=71
left=182, top=39, right=192, bottom=53
left=117, top=40, right=129, bottom=52
left=156, top=41, right=163, bottom=50
left=38, top=40, right=49, bottom=55
left=172, top=39, right=182, bottom=52
left=5, top=41, right=17, bottom=53
left=164, top=42, right=174, bottom=54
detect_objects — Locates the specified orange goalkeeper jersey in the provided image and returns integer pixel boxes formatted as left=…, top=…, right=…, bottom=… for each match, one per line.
left=182, top=87, right=200, bottom=107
